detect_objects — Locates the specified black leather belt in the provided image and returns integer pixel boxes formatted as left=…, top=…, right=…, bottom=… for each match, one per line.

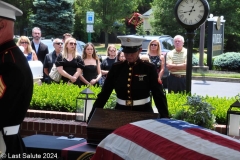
left=170, top=74, right=186, bottom=78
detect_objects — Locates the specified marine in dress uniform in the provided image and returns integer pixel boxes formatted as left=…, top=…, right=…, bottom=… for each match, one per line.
left=0, top=1, right=33, bottom=158
left=88, top=35, right=169, bottom=122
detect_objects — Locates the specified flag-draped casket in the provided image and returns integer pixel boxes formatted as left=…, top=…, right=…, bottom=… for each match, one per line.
left=91, top=119, right=240, bottom=160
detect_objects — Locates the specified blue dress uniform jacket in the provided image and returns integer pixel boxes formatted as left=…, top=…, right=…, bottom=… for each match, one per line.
left=88, top=59, right=169, bottom=121
left=0, top=40, right=33, bottom=157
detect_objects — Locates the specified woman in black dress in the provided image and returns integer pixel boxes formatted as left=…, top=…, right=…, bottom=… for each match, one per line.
left=79, top=43, right=102, bottom=86
left=100, top=45, right=117, bottom=86
left=55, top=38, right=83, bottom=87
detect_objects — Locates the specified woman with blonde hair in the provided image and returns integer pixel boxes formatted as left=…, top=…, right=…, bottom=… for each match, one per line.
left=147, top=39, right=165, bottom=84
left=17, top=36, right=38, bottom=61
left=79, top=43, right=102, bottom=86
left=55, top=38, right=83, bottom=86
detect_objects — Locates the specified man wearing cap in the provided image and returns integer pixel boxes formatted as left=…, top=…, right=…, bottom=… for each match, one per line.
left=88, top=35, right=169, bottom=122
left=0, top=1, right=33, bottom=158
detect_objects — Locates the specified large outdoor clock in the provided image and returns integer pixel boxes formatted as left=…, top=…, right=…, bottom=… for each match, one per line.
left=175, top=0, right=210, bottom=29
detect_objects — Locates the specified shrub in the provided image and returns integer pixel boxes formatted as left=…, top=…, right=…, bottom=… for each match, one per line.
left=30, top=83, right=236, bottom=125
left=192, top=54, right=199, bottom=66
left=172, top=95, right=216, bottom=129
left=213, top=52, right=240, bottom=71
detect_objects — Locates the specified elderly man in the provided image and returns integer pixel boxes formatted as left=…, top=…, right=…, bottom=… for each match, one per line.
left=88, top=35, right=169, bottom=122
left=166, top=35, right=187, bottom=93
left=43, top=38, right=63, bottom=83
left=0, top=1, right=33, bottom=158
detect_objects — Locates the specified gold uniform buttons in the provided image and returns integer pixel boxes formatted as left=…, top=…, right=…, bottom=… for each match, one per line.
left=127, top=90, right=130, bottom=93
left=5, top=51, right=8, bottom=54
left=128, top=78, right=131, bottom=81
left=129, top=67, right=132, bottom=71
left=127, top=84, right=130, bottom=87
left=129, top=73, right=131, bottom=76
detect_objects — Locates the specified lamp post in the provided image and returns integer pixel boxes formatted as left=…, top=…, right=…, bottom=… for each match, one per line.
left=226, top=100, right=240, bottom=136
left=76, top=87, right=96, bottom=122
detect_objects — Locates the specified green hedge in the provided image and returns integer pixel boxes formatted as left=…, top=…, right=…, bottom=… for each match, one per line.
left=30, top=83, right=236, bottom=125
left=213, top=52, right=240, bottom=71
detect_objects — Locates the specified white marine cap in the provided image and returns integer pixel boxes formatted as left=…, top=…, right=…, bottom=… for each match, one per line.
left=0, top=1, right=23, bottom=21
left=117, top=35, right=146, bottom=53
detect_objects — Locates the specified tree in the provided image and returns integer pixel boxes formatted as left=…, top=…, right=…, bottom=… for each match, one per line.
left=89, top=0, right=141, bottom=48
left=73, top=0, right=90, bottom=42
left=29, top=0, right=75, bottom=38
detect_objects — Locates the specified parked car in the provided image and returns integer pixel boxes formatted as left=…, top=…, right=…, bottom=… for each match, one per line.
left=41, top=39, right=86, bottom=56
left=140, top=35, right=175, bottom=89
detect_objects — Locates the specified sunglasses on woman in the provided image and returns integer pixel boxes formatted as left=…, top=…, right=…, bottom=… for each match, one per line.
left=150, top=44, right=158, bottom=47
left=20, top=42, right=29, bottom=44
left=69, top=42, right=77, bottom=46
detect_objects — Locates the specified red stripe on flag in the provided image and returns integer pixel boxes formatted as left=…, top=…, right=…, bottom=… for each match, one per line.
left=91, top=147, right=124, bottom=160
left=114, top=124, right=217, bottom=160
left=186, top=128, right=240, bottom=152
left=61, top=142, right=87, bottom=159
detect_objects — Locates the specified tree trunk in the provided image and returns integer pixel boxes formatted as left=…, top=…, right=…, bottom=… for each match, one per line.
left=104, top=31, right=109, bottom=48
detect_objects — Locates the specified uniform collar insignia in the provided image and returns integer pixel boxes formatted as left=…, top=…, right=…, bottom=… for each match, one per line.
left=0, top=75, right=6, bottom=98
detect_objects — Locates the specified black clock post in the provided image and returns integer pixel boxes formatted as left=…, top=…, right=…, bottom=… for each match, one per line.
left=185, top=29, right=196, bottom=94
left=174, top=0, right=210, bottom=94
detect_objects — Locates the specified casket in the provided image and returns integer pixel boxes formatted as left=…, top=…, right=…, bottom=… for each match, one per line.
left=92, top=119, right=240, bottom=160
left=86, top=108, right=159, bottom=145
left=28, top=61, right=43, bottom=81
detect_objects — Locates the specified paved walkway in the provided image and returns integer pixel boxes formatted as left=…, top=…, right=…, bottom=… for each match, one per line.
left=191, top=80, right=240, bottom=98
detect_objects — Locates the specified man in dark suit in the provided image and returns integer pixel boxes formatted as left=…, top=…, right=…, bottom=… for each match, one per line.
left=0, top=1, right=33, bottom=158
left=31, top=27, right=49, bottom=82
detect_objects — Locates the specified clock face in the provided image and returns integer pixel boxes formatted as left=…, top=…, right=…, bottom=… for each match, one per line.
left=177, top=0, right=205, bottom=25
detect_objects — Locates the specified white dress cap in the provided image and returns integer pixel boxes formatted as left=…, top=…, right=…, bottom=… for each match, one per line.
left=117, top=35, right=146, bottom=47
left=117, top=35, right=146, bottom=53
left=0, top=1, right=23, bottom=21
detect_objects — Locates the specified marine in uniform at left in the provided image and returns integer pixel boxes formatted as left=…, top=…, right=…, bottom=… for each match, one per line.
left=0, top=1, right=33, bottom=158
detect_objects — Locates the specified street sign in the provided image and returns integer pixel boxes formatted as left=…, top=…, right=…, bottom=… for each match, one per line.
left=87, top=24, right=94, bottom=33
left=86, top=11, right=94, bottom=24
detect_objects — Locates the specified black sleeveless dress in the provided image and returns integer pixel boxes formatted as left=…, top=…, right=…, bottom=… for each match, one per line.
left=82, top=60, right=99, bottom=86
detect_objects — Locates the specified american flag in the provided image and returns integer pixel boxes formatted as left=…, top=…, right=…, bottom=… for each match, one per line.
left=91, top=119, right=240, bottom=160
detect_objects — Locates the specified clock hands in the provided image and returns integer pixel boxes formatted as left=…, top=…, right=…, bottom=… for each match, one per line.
left=179, top=10, right=192, bottom=13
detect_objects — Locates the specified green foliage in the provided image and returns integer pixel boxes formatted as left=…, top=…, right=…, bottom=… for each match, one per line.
left=213, top=52, right=240, bottom=71
left=31, top=83, right=236, bottom=127
left=192, top=54, right=199, bottom=66
left=30, top=82, right=116, bottom=112
left=172, top=95, right=216, bottom=129
left=29, top=0, right=75, bottom=38
left=236, top=93, right=240, bottom=103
